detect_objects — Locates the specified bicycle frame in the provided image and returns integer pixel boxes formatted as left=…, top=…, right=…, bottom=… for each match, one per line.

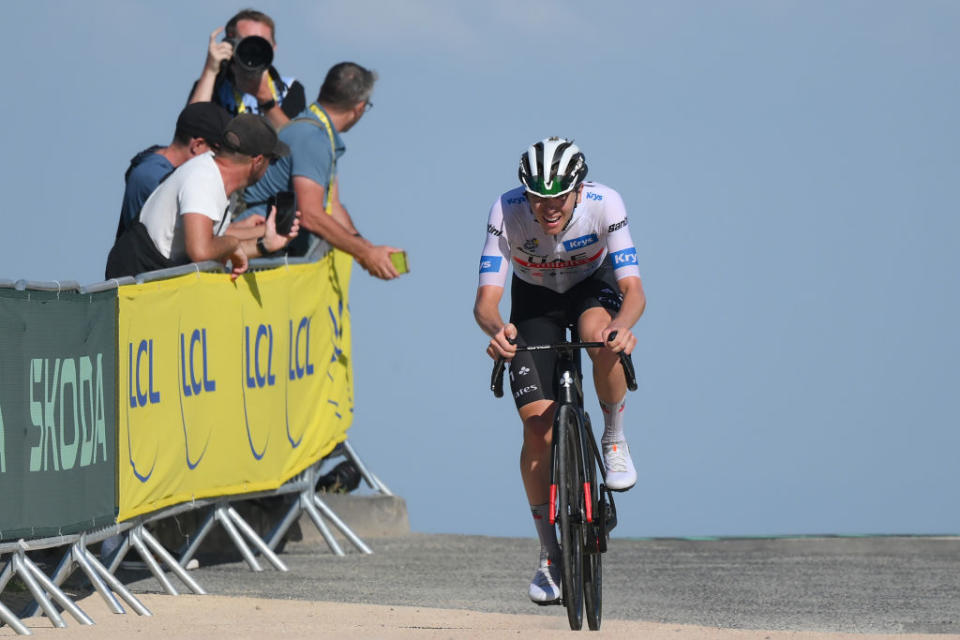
left=489, top=334, right=635, bottom=530
left=489, top=332, right=636, bottom=630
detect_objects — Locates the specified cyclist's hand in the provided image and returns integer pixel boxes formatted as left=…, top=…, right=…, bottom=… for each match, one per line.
left=602, top=325, right=636, bottom=355
left=487, top=323, right=518, bottom=360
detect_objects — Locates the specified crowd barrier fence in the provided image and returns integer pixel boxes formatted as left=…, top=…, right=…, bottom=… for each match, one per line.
left=0, top=246, right=390, bottom=635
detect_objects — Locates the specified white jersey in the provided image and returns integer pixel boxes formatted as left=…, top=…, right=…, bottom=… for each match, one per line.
left=478, top=182, right=640, bottom=294
left=139, top=153, right=230, bottom=262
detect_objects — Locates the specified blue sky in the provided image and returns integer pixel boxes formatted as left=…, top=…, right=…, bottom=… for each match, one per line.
left=3, top=1, right=958, bottom=537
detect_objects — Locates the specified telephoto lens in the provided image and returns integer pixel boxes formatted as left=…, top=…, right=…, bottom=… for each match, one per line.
left=233, top=35, right=273, bottom=73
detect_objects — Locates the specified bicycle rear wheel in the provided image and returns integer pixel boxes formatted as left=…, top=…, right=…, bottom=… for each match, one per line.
left=556, top=405, right=584, bottom=630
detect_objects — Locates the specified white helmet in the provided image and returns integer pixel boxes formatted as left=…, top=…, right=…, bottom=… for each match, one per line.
left=518, top=137, right=588, bottom=197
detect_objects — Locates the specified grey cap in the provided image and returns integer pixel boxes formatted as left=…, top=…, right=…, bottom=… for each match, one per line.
left=222, top=114, right=290, bottom=158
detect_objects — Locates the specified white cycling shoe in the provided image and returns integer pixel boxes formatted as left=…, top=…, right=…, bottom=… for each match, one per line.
left=528, top=549, right=561, bottom=604
left=603, top=439, right=637, bottom=491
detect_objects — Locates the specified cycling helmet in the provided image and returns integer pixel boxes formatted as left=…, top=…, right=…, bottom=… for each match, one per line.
left=518, top=137, right=588, bottom=197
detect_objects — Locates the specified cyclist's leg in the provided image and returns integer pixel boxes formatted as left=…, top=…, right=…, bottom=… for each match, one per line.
left=509, top=276, right=567, bottom=602
left=520, top=400, right=563, bottom=603
left=518, top=399, right=556, bottom=505
left=571, top=267, right=637, bottom=491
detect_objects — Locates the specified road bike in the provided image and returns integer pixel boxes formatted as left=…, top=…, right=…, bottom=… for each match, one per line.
left=490, top=332, right=637, bottom=630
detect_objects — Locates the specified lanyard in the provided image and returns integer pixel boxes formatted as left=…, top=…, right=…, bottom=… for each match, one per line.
left=233, top=74, right=279, bottom=115
left=308, top=103, right=336, bottom=215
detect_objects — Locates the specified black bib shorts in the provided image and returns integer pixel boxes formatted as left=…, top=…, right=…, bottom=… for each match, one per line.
left=508, top=261, right=623, bottom=409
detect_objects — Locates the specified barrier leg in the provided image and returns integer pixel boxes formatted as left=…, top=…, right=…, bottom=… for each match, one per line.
left=106, top=535, right=131, bottom=575
left=178, top=507, right=217, bottom=568
left=138, top=527, right=206, bottom=595
left=313, top=494, right=373, bottom=555
left=215, top=506, right=262, bottom=572
left=69, top=544, right=123, bottom=615
left=17, top=551, right=71, bottom=620
left=0, top=598, right=31, bottom=636
left=12, top=554, right=65, bottom=628
left=82, top=548, right=152, bottom=616
left=18, top=553, right=94, bottom=626
left=0, top=558, right=14, bottom=593
left=301, top=493, right=344, bottom=556
left=225, top=506, right=287, bottom=571
left=128, top=527, right=178, bottom=596
left=343, top=440, right=394, bottom=496
left=265, top=495, right=303, bottom=551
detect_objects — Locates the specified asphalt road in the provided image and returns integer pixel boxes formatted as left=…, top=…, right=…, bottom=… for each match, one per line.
left=121, top=534, right=960, bottom=634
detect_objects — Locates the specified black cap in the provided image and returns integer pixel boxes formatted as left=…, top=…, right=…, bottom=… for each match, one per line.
left=222, top=114, right=290, bottom=158
left=175, top=102, right=232, bottom=147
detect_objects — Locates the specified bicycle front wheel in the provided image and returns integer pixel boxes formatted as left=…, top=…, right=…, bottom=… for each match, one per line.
left=582, top=412, right=603, bottom=630
left=556, top=404, right=584, bottom=630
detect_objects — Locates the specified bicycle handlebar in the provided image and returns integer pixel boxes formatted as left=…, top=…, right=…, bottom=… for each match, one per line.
left=490, top=333, right=638, bottom=398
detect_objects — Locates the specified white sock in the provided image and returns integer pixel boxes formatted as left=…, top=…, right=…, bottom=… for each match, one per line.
left=599, top=396, right=627, bottom=444
left=531, top=503, right=560, bottom=560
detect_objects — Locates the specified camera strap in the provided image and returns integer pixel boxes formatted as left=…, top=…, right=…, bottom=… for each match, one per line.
left=233, top=74, right=280, bottom=115
left=289, top=104, right=336, bottom=216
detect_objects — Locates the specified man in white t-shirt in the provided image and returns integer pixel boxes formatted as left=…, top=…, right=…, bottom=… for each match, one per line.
left=106, top=114, right=299, bottom=279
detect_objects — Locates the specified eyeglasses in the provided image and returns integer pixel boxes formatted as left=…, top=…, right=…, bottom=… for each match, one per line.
left=364, top=100, right=374, bottom=112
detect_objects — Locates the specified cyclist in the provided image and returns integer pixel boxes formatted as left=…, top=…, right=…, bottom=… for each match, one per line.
left=474, top=137, right=646, bottom=604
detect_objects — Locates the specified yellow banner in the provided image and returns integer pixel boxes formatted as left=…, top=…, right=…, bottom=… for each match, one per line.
left=116, top=252, right=354, bottom=521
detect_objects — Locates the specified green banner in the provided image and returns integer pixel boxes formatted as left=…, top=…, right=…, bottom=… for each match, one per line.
left=0, top=289, right=117, bottom=541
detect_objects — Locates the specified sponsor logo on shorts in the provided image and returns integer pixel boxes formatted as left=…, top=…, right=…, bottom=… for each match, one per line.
left=514, top=385, right=539, bottom=399
left=517, top=366, right=530, bottom=376
left=479, top=256, right=503, bottom=273
left=487, top=224, right=502, bottom=237
left=562, top=234, right=599, bottom=251
left=609, top=248, right=638, bottom=268
left=607, top=217, right=628, bottom=233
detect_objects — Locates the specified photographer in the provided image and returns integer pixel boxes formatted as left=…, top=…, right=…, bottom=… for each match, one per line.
left=188, top=9, right=305, bottom=129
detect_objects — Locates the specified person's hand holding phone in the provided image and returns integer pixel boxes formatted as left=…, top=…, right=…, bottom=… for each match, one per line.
left=260, top=204, right=300, bottom=255
left=358, top=245, right=406, bottom=280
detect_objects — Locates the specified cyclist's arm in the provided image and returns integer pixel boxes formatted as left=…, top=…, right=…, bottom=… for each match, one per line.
left=474, top=285, right=518, bottom=360
left=476, top=198, right=516, bottom=358
left=599, top=187, right=645, bottom=353
left=601, top=275, right=645, bottom=354
left=474, top=285, right=505, bottom=337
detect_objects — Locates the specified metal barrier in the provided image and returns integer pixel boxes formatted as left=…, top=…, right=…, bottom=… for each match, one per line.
left=0, top=246, right=394, bottom=635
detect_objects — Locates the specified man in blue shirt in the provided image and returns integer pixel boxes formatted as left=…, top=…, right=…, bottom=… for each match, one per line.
left=116, top=102, right=231, bottom=239
left=242, top=62, right=403, bottom=279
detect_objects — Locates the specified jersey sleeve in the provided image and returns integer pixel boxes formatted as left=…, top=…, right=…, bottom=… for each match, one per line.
left=601, top=189, right=641, bottom=281
left=478, top=198, right=510, bottom=288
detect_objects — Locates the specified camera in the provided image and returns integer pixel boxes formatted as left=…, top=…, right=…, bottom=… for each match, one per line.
left=221, top=35, right=274, bottom=75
